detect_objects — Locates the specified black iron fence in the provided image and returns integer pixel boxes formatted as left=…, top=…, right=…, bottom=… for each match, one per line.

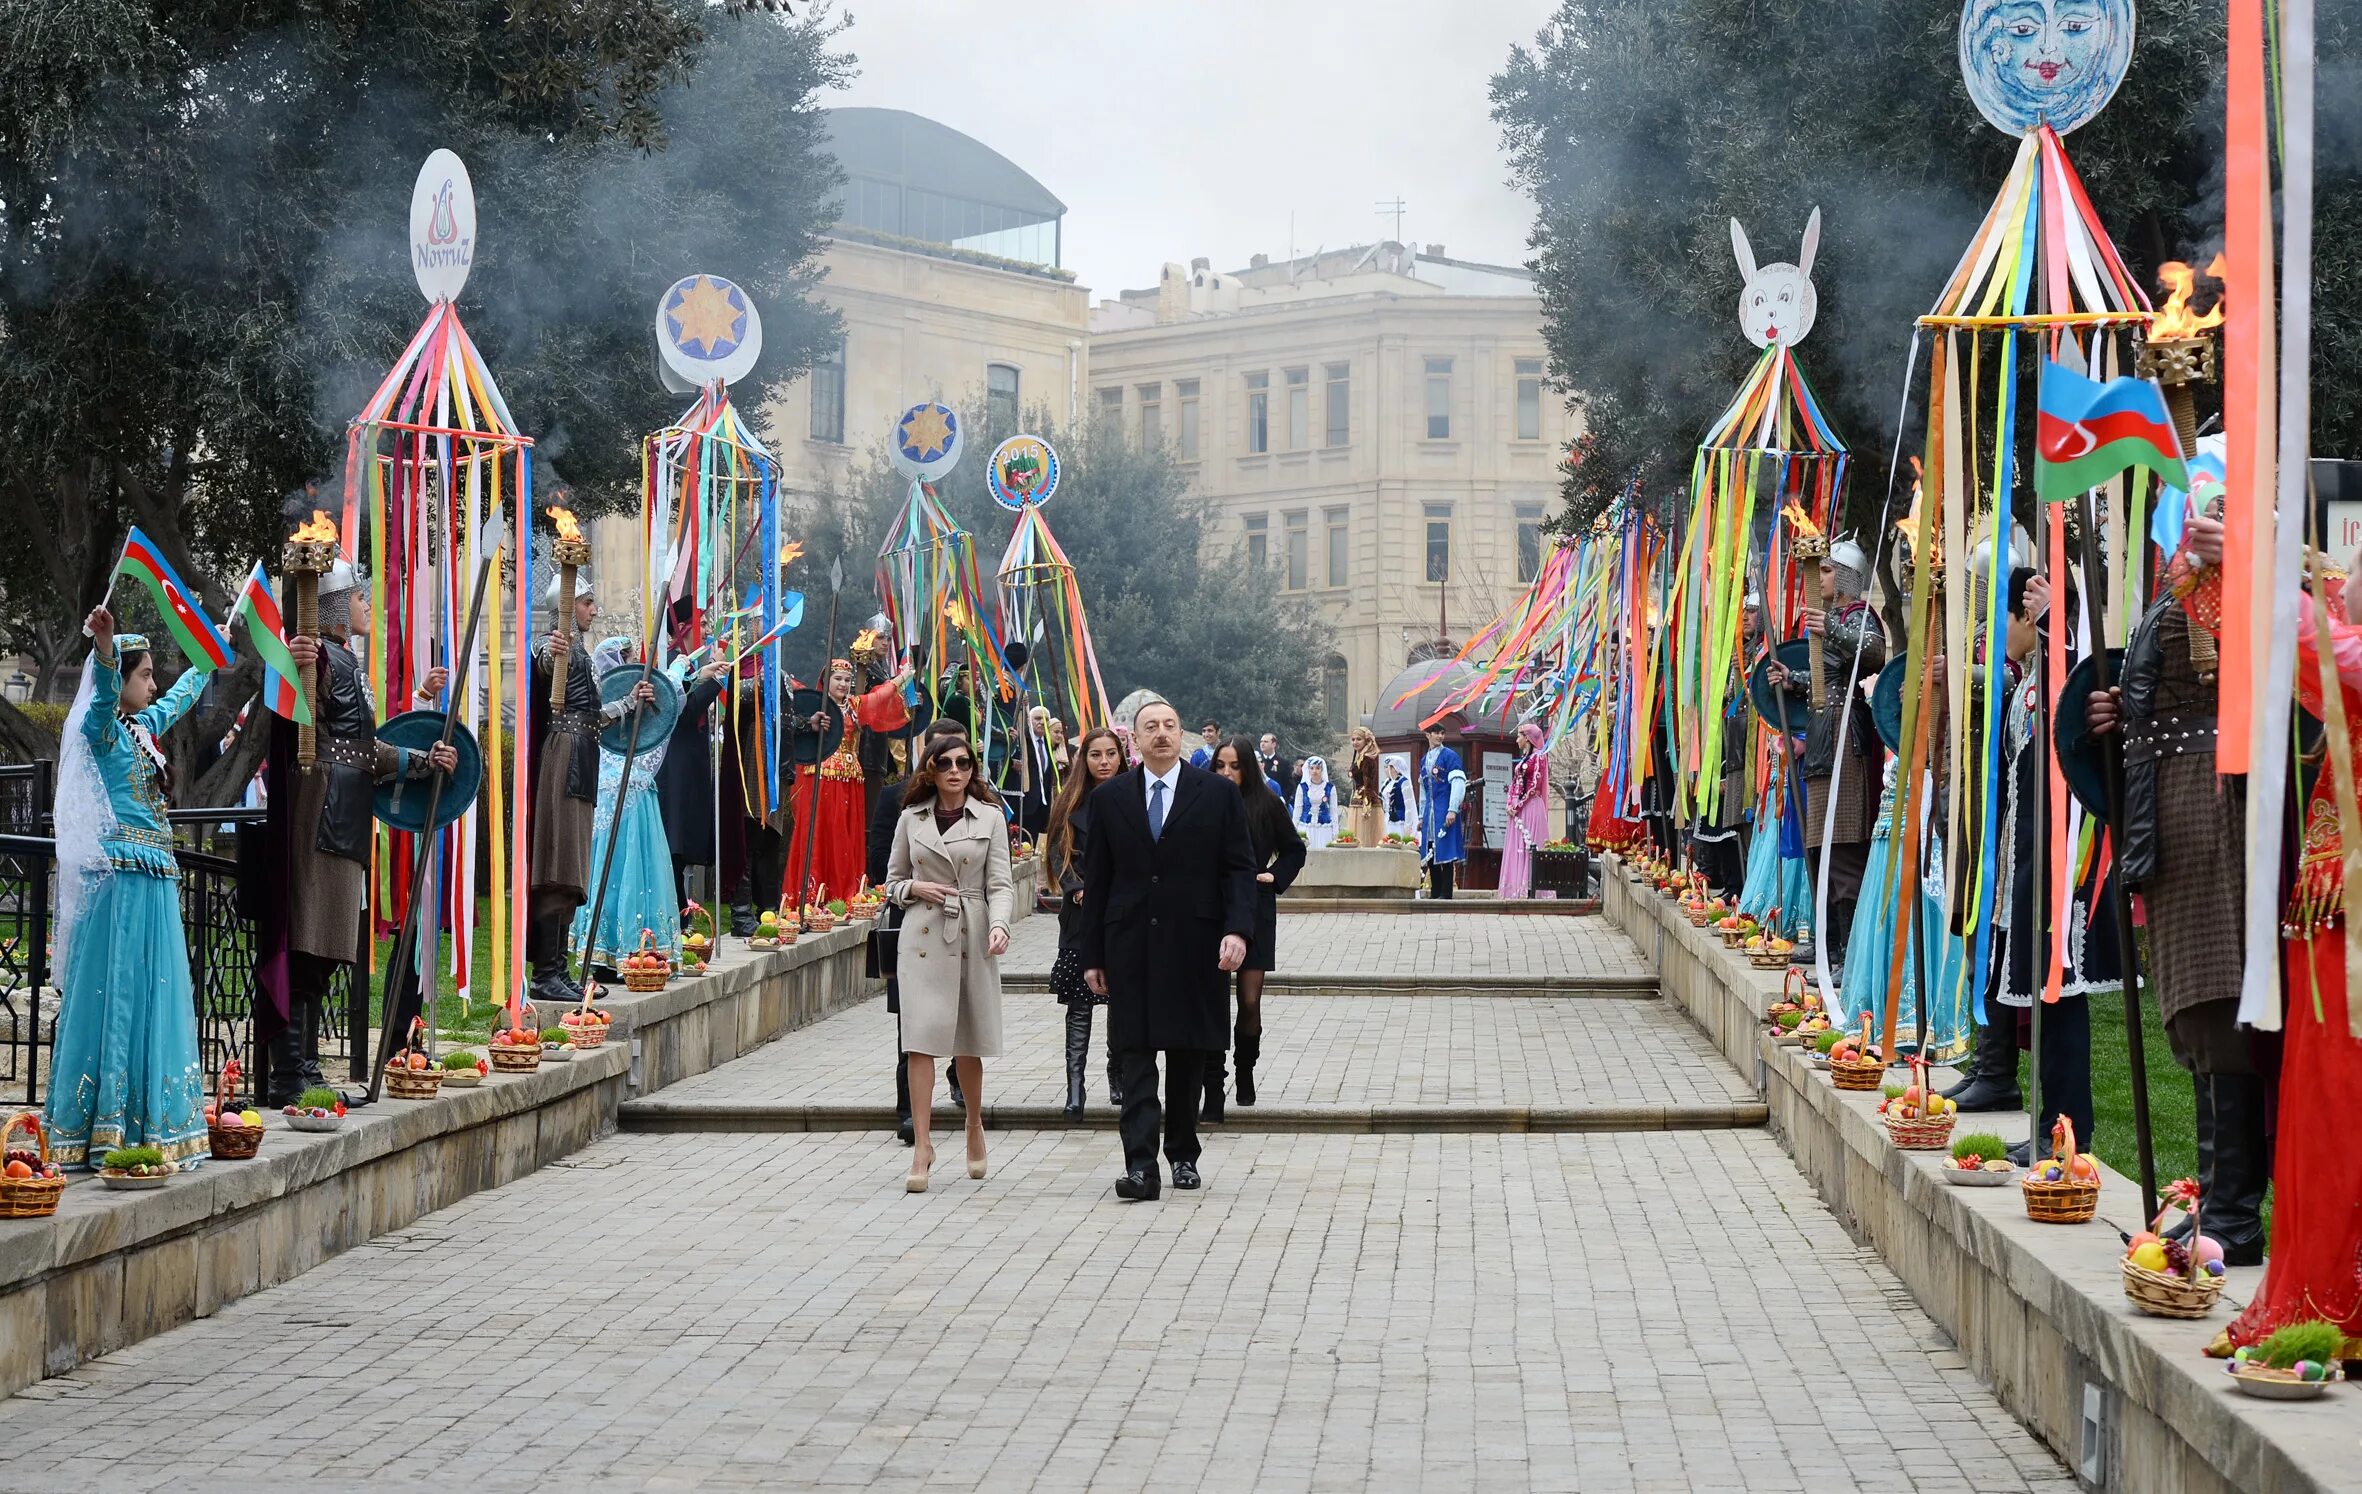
left=0, top=761, right=363, bottom=1105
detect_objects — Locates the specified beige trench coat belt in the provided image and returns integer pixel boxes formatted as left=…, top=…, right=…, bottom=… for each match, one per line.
left=914, top=887, right=991, bottom=946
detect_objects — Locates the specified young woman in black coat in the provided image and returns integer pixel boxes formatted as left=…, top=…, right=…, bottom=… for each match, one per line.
left=1044, top=726, right=1127, bottom=1117
left=1206, top=735, right=1306, bottom=1117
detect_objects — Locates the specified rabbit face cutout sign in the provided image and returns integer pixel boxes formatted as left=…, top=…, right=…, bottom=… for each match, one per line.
left=1730, top=208, right=1821, bottom=349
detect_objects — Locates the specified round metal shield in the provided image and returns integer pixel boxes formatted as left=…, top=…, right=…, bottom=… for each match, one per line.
left=654, top=272, right=762, bottom=388
left=372, top=711, right=484, bottom=832
left=2052, top=647, right=2125, bottom=820
left=987, top=434, right=1060, bottom=511
left=1746, top=639, right=1815, bottom=733
left=598, top=664, right=685, bottom=755
left=889, top=402, right=964, bottom=481
left=787, top=687, right=846, bottom=765
left=1872, top=657, right=1909, bottom=754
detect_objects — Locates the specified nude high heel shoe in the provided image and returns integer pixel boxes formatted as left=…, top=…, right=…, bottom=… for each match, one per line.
left=906, top=1143, right=933, bottom=1193
left=966, top=1124, right=987, bottom=1180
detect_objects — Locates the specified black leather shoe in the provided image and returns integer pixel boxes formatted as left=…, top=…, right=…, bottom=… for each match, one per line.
left=1114, top=1169, right=1160, bottom=1201
left=1950, top=1077, right=2024, bottom=1113
left=897, top=1116, right=914, bottom=1147
left=2006, top=1138, right=2035, bottom=1168
left=1172, top=1161, right=1201, bottom=1190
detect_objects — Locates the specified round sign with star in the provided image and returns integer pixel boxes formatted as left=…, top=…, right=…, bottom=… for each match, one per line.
left=654, top=272, right=763, bottom=387
left=889, top=402, right=965, bottom=481
left=986, top=434, right=1060, bottom=511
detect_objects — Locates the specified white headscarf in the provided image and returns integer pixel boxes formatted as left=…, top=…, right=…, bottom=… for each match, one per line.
left=51, top=650, right=121, bottom=982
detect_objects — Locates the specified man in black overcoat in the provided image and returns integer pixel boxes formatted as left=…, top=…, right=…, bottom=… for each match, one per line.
left=1081, top=700, right=1256, bottom=1200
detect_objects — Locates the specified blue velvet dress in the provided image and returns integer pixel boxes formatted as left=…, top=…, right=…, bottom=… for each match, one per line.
left=570, top=742, right=679, bottom=966
left=45, top=658, right=212, bottom=1169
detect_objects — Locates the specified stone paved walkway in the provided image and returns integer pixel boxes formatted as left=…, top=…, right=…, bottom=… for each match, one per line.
left=0, top=1130, right=2071, bottom=1492
left=625, top=993, right=1757, bottom=1118
left=1001, top=910, right=1651, bottom=983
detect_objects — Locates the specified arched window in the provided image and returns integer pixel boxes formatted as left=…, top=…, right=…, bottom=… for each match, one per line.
left=1323, top=654, right=1350, bottom=739
left=987, top=364, right=1020, bottom=430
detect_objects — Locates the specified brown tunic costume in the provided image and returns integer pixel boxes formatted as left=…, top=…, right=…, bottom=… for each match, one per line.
left=288, top=636, right=427, bottom=964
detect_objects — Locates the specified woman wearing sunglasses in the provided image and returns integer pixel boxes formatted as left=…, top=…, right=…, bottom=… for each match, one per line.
left=886, top=734, right=1014, bottom=1191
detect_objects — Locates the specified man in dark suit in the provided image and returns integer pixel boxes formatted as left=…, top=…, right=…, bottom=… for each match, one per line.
left=1082, top=699, right=1256, bottom=1200
left=869, top=718, right=970, bottom=1144
left=1257, top=732, right=1296, bottom=801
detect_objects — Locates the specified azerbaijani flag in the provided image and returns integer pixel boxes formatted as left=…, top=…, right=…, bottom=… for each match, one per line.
left=118, top=528, right=234, bottom=671
left=2035, top=362, right=2190, bottom=504
left=234, top=560, right=312, bottom=725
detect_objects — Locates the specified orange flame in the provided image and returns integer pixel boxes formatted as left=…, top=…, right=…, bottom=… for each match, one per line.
left=779, top=540, right=806, bottom=568
left=546, top=506, right=584, bottom=543
left=1781, top=502, right=1823, bottom=540
left=290, top=509, right=338, bottom=543
left=850, top=627, right=881, bottom=656
left=2152, top=254, right=2227, bottom=340
left=1891, top=458, right=1940, bottom=572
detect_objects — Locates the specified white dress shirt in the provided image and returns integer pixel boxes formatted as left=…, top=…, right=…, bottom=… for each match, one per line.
left=1142, top=761, right=1181, bottom=831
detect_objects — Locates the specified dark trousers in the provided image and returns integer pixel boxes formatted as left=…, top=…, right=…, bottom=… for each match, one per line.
left=2016, top=994, right=2095, bottom=1151
left=1428, top=861, right=1457, bottom=899
left=735, top=821, right=785, bottom=911
left=1116, top=1048, right=1204, bottom=1175
left=1691, top=827, right=1745, bottom=899
left=1804, top=840, right=1870, bottom=954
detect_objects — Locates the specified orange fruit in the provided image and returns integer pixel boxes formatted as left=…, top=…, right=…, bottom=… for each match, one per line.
left=3, top=1160, right=31, bottom=1179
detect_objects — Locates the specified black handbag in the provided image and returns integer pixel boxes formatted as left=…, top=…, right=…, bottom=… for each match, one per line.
left=866, top=902, right=902, bottom=979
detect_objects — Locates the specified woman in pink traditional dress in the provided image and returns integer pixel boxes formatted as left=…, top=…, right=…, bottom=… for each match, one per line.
left=1497, top=723, right=1553, bottom=898
left=2177, top=514, right=2362, bottom=1356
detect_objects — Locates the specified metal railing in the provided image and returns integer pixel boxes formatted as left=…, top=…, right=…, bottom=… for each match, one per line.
left=0, top=761, right=363, bottom=1105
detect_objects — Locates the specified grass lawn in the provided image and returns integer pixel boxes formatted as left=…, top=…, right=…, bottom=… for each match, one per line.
left=365, top=896, right=511, bottom=1047
left=2024, top=994, right=2271, bottom=1238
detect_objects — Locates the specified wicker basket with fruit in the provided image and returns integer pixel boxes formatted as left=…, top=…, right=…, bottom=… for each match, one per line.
left=489, top=1022, right=541, bottom=1073
left=560, top=1004, right=613, bottom=1051
left=206, top=1059, right=265, bottom=1161
left=1880, top=1055, right=1956, bottom=1149
left=2021, top=1115, right=2102, bottom=1223
left=678, top=900, right=714, bottom=973
left=621, top=928, right=673, bottom=992
left=384, top=1019, right=444, bottom=1100
left=0, top=1112, right=68, bottom=1216
left=2120, top=1179, right=2227, bottom=1317
left=1826, top=1015, right=1887, bottom=1092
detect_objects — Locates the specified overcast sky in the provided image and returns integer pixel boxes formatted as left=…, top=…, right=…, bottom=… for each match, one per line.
left=825, top=0, right=1557, bottom=300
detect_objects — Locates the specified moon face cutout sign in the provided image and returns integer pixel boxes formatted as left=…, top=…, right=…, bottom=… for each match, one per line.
left=655, top=273, right=763, bottom=388
left=409, top=149, right=478, bottom=303
left=986, top=434, right=1060, bottom=511
left=1958, top=0, right=2136, bottom=138
left=889, top=402, right=965, bottom=482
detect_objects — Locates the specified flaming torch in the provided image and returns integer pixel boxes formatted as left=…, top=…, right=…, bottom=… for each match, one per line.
left=1782, top=503, right=1830, bottom=709
left=281, top=510, right=341, bottom=770
left=2136, top=256, right=2225, bottom=677
left=546, top=506, right=590, bottom=709
left=1890, top=458, right=1942, bottom=598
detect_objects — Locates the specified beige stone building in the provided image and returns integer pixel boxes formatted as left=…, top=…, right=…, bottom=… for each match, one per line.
left=1086, top=244, right=1577, bottom=744
left=592, top=106, right=1091, bottom=601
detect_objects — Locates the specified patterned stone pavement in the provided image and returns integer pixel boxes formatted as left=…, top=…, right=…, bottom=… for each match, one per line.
left=623, top=993, right=1759, bottom=1120
left=0, top=1130, right=2071, bottom=1493
left=1000, top=910, right=1653, bottom=984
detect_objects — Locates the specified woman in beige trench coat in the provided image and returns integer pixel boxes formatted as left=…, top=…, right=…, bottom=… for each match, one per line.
left=886, top=733, right=1013, bottom=1192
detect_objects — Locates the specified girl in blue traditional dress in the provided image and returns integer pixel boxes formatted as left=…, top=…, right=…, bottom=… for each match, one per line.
left=46, top=608, right=215, bottom=1169
left=570, top=638, right=680, bottom=973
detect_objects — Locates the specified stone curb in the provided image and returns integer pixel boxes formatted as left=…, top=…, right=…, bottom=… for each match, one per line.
left=616, top=1100, right=1767, bottom=1134
left=1602, top=854, right=2346, bottom=1494
left=999, top=976, right=1660, bottom=1000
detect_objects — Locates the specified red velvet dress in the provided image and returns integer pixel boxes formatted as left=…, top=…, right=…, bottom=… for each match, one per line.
left=781, top=681, right=907, bottom=907
left=2200, top=569, right=2362, bottom=1354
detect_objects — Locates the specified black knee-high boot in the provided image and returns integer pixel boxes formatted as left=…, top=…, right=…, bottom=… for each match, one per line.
left=1235, top=1015, right=1260, bottom=1107
left=1062, top=1003, right=1091, bottom=1119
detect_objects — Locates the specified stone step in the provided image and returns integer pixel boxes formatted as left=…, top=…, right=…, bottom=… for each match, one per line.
left=1000, top=973, right=1658, bottom=1000
left=617, top=1098, right=1769, bottom=1134
left=1273, top=896, right=1603, bottom=914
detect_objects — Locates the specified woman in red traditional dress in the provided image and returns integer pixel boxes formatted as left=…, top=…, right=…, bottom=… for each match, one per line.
left=782, top=658, right=910, bottom=908
left=2179, top=513, right=2362, bottom=1356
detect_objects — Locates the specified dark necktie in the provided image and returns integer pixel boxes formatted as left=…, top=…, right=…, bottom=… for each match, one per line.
left=1149, top=779, right=1167, bottom=840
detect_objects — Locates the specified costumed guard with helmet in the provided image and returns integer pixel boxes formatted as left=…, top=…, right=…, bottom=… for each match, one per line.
left=1764, top=534, right=1886, bottom=969
left=265, top=561, right=455, bottom=1104
left=528, top=569, right=651, bottom=1005
left=782, top=655, right=911, bottom=908
left=2079, top=507, right=2266, bottom=1266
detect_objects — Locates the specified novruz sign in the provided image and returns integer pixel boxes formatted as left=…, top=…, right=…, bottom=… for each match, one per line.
left=408, top=148, right=478, bottom=304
